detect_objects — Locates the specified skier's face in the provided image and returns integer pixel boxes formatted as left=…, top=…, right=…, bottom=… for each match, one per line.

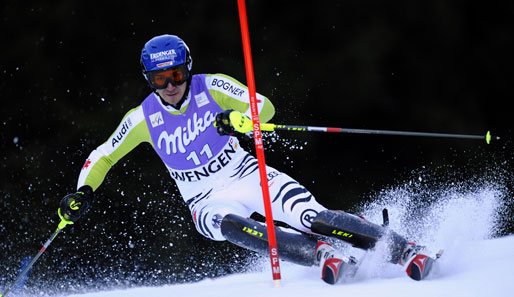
left=155, top=80, right=187, bottom=105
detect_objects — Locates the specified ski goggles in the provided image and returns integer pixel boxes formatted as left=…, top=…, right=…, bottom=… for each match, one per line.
left=147, top=64, right=190, bottom=89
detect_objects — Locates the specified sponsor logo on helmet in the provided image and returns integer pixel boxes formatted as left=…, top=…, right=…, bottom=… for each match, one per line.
left=157, top=61, right=173, bottom=68
left=150, top=49, right=177, bottom=63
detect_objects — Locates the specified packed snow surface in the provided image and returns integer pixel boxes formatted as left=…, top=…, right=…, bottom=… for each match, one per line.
left=65, top=183, right=513, bottom=297
left=65, top=236, right=513, bottom=297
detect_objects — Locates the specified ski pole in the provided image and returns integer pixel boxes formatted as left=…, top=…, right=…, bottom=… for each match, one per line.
left=259, top=123, right=497, bottom=144
left=0, top=217, right=73, bottom=297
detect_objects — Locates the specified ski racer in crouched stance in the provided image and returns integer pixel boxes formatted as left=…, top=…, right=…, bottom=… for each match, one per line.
left=58, top=34, right=436, bottom=284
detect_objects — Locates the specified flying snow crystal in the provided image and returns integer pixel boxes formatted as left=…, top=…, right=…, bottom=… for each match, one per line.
left=13, top=137, right=19, bottom=144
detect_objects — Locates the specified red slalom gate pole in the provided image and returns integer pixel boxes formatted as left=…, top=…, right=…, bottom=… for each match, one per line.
left=237, top=0, right=281, bottom=285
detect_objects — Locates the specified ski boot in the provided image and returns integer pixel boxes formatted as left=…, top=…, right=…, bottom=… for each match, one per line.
left=400, top=242, right=442, bottom=281
left=315, top=241, right=358, bottom=285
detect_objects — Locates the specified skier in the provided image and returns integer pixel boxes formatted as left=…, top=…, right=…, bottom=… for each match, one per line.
left=58, top=34, right=434, bottom=284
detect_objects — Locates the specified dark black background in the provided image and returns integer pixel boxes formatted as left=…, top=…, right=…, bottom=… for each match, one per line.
left=1, top=1, right=513, bottom=295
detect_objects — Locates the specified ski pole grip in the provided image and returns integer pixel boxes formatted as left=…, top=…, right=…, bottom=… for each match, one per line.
left=58, top=219, right=73, bottom=230
left=260, top=123, right=275, bottom=131
left=57, top=208, right=74, bottom=230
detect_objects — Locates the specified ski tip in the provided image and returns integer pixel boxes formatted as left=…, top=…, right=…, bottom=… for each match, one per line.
left=436, top=249, right=444, bottom=259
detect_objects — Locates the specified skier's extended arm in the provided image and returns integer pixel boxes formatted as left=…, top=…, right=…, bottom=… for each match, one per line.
left=58, top=106, right=152, bottom=222
left=76, top=106, right=151, bottom=191
left=206, top=73, right=275, bottom=135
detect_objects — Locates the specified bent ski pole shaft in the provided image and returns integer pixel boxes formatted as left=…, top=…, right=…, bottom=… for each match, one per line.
left=238, top=0, right=281, bottom=285
left=0, top=220, right=71, bottom=297
left=260, top=123, right=496, bottom=144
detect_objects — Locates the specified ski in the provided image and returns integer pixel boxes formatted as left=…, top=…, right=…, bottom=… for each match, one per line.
left=220, top=213, right=445, bottom=284
left=313, top=209, right=447, bottom=283
left=220, top=214, right=319, bottom=267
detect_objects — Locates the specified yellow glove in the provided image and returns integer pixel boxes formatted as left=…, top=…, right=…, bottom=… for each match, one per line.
left=215, top=110, right=253, bottom=135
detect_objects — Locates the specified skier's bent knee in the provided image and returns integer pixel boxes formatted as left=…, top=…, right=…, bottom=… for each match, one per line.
left=192, top=202, right=249, bottom=241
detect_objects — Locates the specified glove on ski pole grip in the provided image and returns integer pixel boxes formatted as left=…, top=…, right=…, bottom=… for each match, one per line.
left=58, top=185, right=93, bottom=222
left=215, top=109, right=253, bottom=136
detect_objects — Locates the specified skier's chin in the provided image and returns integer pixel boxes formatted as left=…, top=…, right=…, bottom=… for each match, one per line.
left=165, top=94, right=178, bottom=102
left=160, top=92, right=181, bottom=105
